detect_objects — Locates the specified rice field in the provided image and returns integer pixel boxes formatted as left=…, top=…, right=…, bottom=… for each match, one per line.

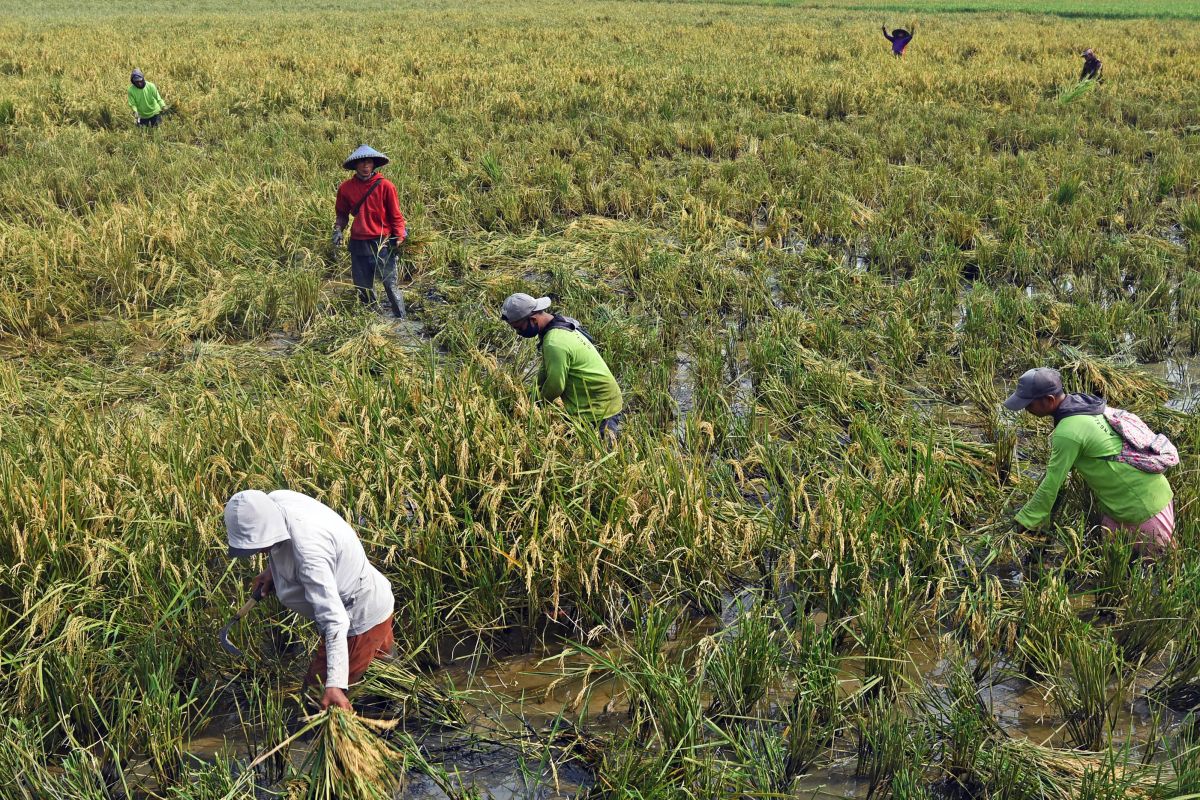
left=2, top=0, right=1200, bottom=796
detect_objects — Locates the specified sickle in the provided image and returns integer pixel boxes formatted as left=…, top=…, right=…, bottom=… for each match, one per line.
left=218, top=585, right=265, bottom=658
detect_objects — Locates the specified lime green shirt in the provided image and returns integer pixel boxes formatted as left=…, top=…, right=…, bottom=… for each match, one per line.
left=538, top=328, right=623, bottom=424
left=1017, top=413, right=1173, bottom=529
left=127, top=82, right=166, bottom=119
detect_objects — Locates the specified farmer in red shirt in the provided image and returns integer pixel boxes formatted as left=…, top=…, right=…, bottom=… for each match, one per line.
left=332, top=145, right=407, bottom=318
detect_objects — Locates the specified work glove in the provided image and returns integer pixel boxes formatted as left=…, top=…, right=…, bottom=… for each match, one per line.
left=331, top=227, right=344, bottom=250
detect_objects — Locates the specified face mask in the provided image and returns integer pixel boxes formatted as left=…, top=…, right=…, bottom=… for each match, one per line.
left=516, top=318, right=539, bottom=338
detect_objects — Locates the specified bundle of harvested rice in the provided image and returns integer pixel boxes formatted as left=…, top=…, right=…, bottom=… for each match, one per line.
left=286, top=709, right=408, bottom=800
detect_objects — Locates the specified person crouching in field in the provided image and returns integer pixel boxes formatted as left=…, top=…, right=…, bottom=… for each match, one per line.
left=128, top=69, right=166, bottom=127
left=1004, top=368, right=1176, bottom=558
left=333, top=145, right=407, bottom=318
left=225, top=489, right=396, bottom=712
left=500, top=293, right=624, bottom=442
left=1080, top=49, right=1103, bottom=81
left=882, top=23, right=914, bottom=57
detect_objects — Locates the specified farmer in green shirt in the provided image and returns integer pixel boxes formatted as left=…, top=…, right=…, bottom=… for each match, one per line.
left=128, top=69, right=166, bottom=127
left=500, top=293, right=624, bottom=440
left=1004, top=367, right=1175, bottom=556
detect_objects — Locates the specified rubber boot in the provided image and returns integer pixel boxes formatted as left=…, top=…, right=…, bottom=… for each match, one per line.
left=357, top=286, right=377, bottom=307
left=383, top=282, right=406, bottom=319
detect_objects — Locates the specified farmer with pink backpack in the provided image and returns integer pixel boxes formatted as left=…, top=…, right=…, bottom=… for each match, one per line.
left=1005, top=367, right=1178, bottom=556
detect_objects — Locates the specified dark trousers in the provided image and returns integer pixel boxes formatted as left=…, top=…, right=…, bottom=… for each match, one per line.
left=599, top=412, right=623, bottom=443
left=348, top=238, right=405, bottom=317
left=136, top=114, right=162, bottom=127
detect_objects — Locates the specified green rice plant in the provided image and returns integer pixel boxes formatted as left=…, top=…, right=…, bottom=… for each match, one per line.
left=163, top=758, right=249, bottom=800
left=1013, top=572, right=1077, bottom=678
left=853, top=579, right=924, bottom=699
left=704, top=596, right=786, bottom=721
left=626, top=594, right=680, bottom=668
left=563, top=629, right=707, bottom=755
left=924, top=642, right=1002, bottom=788
left=1043, top=629, right=1129, bottom=751
left=0, top=719, right=112, bottom=800
left=1167, top=716, right=1200, bottom=794
left=1093, top=529, right=1137, bottom=612
left=892, top=765, right=935, bottom=800
left=1110, top=564, right=1186, bottom=663
left=227, top=670, right=295, bottom=784
left=855, top=695, right=931, bottom=798
left=945, top=571, right=1016, bottom=682
left=778, top=616, right=843, bottom=775
left=1180, top=203, right=1200, bottom=240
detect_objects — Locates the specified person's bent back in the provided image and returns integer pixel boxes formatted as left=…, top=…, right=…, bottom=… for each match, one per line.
left=225, top=489, right=395, bottom=711
left=1005, top=368, right=1174, bottom=556
left=500, top=293, right=624, bottom=439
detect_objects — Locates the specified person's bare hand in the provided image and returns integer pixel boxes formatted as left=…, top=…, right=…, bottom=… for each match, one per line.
left=321, top=687, right=352, bottom=712
left=251, top=565, right=274, bottom=597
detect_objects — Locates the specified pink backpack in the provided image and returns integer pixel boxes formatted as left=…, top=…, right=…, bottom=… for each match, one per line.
left=1102, top=407, right=1179, bottom=473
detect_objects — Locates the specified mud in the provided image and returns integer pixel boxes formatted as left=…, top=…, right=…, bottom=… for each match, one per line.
left=184, top=596, right=1178, bottom=800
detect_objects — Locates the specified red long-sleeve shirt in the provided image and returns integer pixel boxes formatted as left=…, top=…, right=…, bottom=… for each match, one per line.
left=334, top=174, right=407, bottom=241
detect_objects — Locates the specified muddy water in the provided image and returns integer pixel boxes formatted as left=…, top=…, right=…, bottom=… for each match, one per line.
left=1146, top=355, right=1200, bottom=413
left=670, top=350, right=696, bottom=440
left=184, top=596, right=1172, bottom=800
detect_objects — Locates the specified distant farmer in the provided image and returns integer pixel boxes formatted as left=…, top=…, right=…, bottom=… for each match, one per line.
left=333, top=145, right=407, bottom=318
left=225, top=489, right=395, bottom=711
left=500, top=293, right=624, bottom=440
left=1080, top=49, right=1103, bottom=81
left=127, top=69, right=166, bottom=127
left=1004, top=368, right=1176, bottom=557
left=882, top=23, right=915, bottom=57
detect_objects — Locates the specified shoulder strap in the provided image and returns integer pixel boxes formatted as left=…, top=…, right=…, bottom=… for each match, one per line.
left=350, top=177, right=383, bottom=217
left=537, top=315, right=595, bottom=350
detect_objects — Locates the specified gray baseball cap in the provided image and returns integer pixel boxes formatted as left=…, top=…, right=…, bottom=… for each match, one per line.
left=1003, top=367, right=1064, bottom=411
left=500, top=293, right=551, bottom=323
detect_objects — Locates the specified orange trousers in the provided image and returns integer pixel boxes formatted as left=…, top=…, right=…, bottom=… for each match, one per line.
left=305, top=616, right=395, bottom=688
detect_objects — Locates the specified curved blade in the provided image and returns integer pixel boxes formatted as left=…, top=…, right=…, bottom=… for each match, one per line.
left=218, top=619, right=244, bottom=657
left=218, top=585, right=264, bottom=658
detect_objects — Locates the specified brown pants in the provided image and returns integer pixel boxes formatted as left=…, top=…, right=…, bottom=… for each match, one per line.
left=305, top=616, right=395, bottom=688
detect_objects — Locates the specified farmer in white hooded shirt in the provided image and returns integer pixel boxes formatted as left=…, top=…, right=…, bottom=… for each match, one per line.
left=225, top=489, right=394, bottom=711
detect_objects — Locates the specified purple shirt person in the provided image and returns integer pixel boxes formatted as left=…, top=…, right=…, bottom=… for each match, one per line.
left=1080, top=49, right=1103, bottom=81
left=882, top=25, right=914, bottom=57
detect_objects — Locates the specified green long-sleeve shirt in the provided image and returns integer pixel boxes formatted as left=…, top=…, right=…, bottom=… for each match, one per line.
left=128, top=82, right=166, bottom=119
left=538, top=328, right=623, bottom=424
left=1016, top=413, right=1173, bottom=529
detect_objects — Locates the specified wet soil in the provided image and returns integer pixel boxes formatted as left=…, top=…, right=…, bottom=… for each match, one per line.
left=182, top=587, right=1175, bottom=799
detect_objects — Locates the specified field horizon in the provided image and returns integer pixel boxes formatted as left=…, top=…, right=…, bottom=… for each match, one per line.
left=3, top=0, right=1200, bottom=18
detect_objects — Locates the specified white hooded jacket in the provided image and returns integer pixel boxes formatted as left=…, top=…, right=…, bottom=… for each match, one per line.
left=225, top=490, right=394, bottom=689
